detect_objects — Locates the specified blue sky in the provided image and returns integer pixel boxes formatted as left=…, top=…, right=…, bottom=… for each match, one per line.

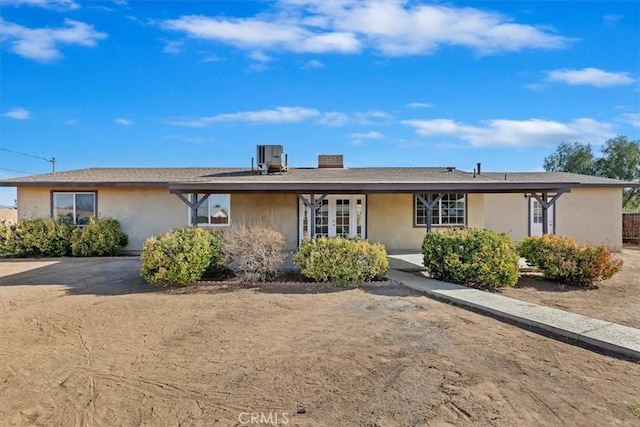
left=1, top=0, right=638, bottom=205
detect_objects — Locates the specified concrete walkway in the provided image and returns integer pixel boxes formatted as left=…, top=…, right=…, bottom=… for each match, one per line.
left=387, top=254, right=640, bottom=360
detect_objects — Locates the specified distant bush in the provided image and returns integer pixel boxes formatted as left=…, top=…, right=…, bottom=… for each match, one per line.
left=140, top=227, right=222, bottom=287
left=70, top=217, right=128, bottom=256
left=0, top=217, right=74, bottom=257
left=518, top=235, right=623, bottom=287
left=222, top=223, right=286, bottom=282
left=422, top=228, right=519, bottom=290
left=294, top=237, right=389, bottom=287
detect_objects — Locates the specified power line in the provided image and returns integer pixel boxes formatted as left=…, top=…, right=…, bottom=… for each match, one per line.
left=0, top=148, right=56, bottom=173
left=0, top=147, right=52, bottom=162
left=0, top=167, right=38, bottom=175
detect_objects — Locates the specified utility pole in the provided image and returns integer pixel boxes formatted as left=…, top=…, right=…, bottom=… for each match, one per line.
left=50, top=157, right=56, bottom=174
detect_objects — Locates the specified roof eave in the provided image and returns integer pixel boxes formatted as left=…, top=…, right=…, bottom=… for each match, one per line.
left=168, top=181, right=580, bottom=194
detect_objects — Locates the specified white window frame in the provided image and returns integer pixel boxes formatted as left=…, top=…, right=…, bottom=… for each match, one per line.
left=298, top=194, right=366, bottom=243
left=187, top=194, right=231, bottom=227
left=52, top=191, right=96, bottom=225
left=415, top=193, right=466, bottom=227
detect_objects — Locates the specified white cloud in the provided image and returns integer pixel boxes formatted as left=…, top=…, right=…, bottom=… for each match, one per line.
left=603, top=14, right=622, bottom=26
left=0, top=18, right=107, bottom=61
left=3, top=107, right=30, bottom=120
left=114, top=118, right=134, bottom=125
left=65, top=118, right=77, bottom=125
left=406, top=102, right=433, bottom=109
left=402, top=117, right=615, bottom=147
left=302, top=59, right=324, bottom=69
left=316, top=111, right=350, bottom=127
left=316, top=110, right=392, bottom=126
left=249, top=50, right=272, bottom=63
left=169, top=107, right=321, bottom=127
left=0, top=0, right=79, bottom=10
left=160, top=1, right=569, bottom=57
left=622, top=113, right=640, bottom=128
left=351, top=131, right=384, bottom=139
left=163, top=40, right=183, bottom=54
left=546, top=67, right=635, bottom=88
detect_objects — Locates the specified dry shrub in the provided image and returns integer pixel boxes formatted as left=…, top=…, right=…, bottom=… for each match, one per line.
left=518, top=234, right=623, bottom=287
left=222, top=223, right=287, bottom=283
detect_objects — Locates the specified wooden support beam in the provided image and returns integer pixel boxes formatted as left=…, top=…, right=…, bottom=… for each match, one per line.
left=529, top=189, right=568, bottom=235
left=416, top=193, right=444, bottom=233
left=297, top=193, right=327, bottom=238
left=174, top=192, right=211, bottom=226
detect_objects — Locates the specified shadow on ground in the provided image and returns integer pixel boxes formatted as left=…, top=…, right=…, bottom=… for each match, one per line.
left=0, top=258, right=422, bottom=298
left=0, top=257, right=157, bottom=296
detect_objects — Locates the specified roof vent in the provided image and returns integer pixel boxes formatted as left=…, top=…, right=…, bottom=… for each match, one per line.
left=256, top=145, right=285, bottom=175
left=446, top=166, right=456, bottom=172
left=318, top=154, right=344, bottom=168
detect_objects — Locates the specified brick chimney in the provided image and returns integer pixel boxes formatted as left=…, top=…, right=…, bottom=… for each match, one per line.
left=318, top=154, right=344, bottom=168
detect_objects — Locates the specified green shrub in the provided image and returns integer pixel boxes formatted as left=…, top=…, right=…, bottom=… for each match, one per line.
left=70, top=217, right=128, bottom=256
left=222, top=223, right=286, bottom=282
left=140, top=227, right=223, bottom=287
left=422, top=228, right=519, bottom=290
left=294, top=237, right=389, bottom=287
left=518, top=235, right=623, bottom=287
left=0, top=217, right=74, bottom=257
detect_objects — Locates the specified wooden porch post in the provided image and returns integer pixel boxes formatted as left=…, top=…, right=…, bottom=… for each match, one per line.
left=415, top=193, right=444, bottom=233
left=174, top=192, right=211, bottom=226
left=530, top=190, right=568, bottom=235
left=297, top=193, right=327, bottom=238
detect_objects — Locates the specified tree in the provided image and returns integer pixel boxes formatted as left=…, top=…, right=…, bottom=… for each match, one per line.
left=595, top=136, right=640, bottom=208
left=543, top=142, right=595, bottom=175
left=544, top=136, right=640, bottom=209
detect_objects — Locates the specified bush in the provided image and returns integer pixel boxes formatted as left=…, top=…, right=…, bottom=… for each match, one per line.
left=518, top=235, right=623, bottom=287
left=422, top=228, right=519, bottom=290
left=0, top=217, right=74, bottom=257
left=140, top=227, right=223, bottom=287
left=222, top=223, right=286, bottom=282
left=294, top=237, right=389, bottom=287
left=70, top=217, right=128, bottom=256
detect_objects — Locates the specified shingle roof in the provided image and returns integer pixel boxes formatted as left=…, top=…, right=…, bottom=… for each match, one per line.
left=0, top=167, right=637, bottom=192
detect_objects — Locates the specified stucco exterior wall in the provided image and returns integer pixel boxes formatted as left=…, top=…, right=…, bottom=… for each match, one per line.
left=16, top=186, right=624, bottom=253
left=367, top=194, right=425, bottom=251
left=481, top=193, right=530, bottom=243
left=555, top=187, right=622, bottom=250
left=231, top=193, right=298, bottom=250
left=17, top=187, right=300, bottom=252
left=17, top=187, right=186, bottom=251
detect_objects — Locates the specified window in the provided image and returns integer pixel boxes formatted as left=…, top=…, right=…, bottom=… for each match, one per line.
left=52, top=192, right=96, bottom=225
left=190, top=194, right=231, bottom=226
left=415, top=193, right=465, bottom=226
left=532, top=199, right=543, bottom=224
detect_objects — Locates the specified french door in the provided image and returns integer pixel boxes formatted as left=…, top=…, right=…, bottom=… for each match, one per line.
left=299, top=195, right=366, bottom=243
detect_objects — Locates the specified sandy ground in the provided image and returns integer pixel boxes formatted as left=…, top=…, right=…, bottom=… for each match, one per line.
left=500, top=248, right=640, bottom=329
left=1, top=258, right=639, bottom=426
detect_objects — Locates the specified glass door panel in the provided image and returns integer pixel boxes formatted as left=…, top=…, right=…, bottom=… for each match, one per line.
left=335, top=199, right=350, bottom=237
left=314, top=199, right=329, bottom=237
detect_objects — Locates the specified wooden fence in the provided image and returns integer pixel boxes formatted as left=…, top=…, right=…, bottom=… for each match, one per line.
left=623, top=213, right=640, bottom=244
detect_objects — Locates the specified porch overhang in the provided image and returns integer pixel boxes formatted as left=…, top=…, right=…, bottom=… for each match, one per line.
left=168, top=181, right=577, bottom=194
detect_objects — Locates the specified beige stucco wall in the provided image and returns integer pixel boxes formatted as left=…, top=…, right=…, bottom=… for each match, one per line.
left=16, top=186, right=623, bottom=253
left=480, top=193, right=530, bottom=243
left=16, top=187, right=299, bottom=252
left=367, top=194, right=425, bottom=251
left=17, top=187, right=186, bottom=251
left=555, top=187, right=622, bottom=250
left=231, top=193, right=298, bottom=250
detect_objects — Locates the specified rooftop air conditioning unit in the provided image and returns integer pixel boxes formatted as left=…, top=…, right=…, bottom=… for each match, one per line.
left=256, top=145, right=284, bottom=174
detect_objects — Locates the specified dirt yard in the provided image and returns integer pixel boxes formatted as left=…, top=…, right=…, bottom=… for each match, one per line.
left=1, top=258, right=639, bottom=426
left=500, top=248, right=640, bottom=329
